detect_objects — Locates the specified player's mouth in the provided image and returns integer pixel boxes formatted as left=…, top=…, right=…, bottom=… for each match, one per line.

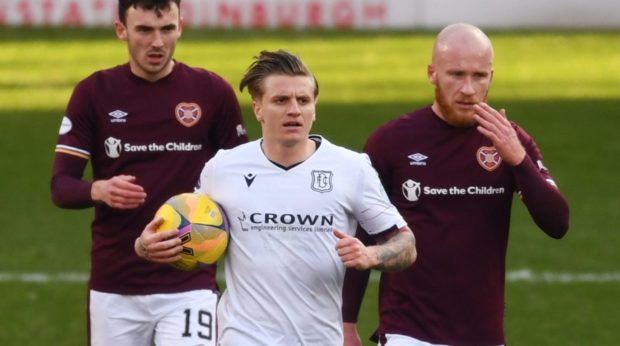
left=283, top=121, right=302, bottom=128
left=456, top=101, right=476, bottom=109
left=147, top=52, right=165, bottom=65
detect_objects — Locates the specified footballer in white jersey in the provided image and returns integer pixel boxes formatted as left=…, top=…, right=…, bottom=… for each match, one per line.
left=197, top=135, right=407, bottom=346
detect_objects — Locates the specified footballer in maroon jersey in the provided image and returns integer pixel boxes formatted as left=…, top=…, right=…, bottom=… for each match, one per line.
left=50, top=1, right=247, bottom=345
left=342, top=23, right=569, bottom=346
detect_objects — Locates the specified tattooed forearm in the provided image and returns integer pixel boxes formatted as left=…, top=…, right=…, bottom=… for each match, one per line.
left=373, top=227, right=417, bottom=271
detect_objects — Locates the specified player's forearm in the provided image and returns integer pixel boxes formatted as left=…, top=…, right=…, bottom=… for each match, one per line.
left=513, top=157, right=569, bottom=238
left=51, top=155, right=94, bottom=209
left=343, top=322, right=363, bottom=346
left=372, top=227, right=417, bottom=271
left=51, top=174, right=94, bottom=208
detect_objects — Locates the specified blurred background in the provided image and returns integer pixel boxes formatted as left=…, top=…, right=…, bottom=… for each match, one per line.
left=1, top=0, right=619, bottom=345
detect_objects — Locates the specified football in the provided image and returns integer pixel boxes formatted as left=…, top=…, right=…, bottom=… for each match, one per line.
left=154, top=193, right=229, bottom=271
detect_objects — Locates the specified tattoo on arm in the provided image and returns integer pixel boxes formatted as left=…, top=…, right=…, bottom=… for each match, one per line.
left=373, top=228, right=417, bottom=271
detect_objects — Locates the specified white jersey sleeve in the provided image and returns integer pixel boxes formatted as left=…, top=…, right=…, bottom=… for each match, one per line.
left=351, top=152, right=407, bottom=235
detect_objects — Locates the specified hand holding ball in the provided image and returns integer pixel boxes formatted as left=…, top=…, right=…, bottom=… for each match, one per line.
left=154, top=193, right=229, bottom=270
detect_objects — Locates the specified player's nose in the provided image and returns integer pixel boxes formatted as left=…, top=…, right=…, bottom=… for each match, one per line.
left=460, top=77, right=475, bottom=95
left=287, top=100, right=301, bottom=116
left=152, top=31, right=164, bottom=48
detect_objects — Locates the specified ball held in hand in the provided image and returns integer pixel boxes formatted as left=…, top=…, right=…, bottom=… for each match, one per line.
left=155, top=193, right=229, bottom=270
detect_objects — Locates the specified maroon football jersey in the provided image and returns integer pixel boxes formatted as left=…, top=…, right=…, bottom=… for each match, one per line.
left=344, top=106, right=568, bottom=345
left=51, top=62, right=248, bottom=294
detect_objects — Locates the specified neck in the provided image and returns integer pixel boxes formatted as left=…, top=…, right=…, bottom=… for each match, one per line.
left=130, top=60, right=175, bottom=82
left=431, top=102, right=446, bottom=122
left=261, top=138, right=316, bottom=167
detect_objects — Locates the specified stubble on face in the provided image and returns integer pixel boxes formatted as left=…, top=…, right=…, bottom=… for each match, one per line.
left=434, top=80, right=487, bottom=128
left=124, top=5, right=181, bottom=81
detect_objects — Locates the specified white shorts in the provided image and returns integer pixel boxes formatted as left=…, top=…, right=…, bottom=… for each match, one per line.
left=384, top=334, right=450, bottom=346
left=90, top=289, right=218, bottom=346
left=384, top=333, right=504, bottom=346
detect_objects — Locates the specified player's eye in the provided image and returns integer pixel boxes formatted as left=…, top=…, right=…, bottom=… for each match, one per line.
left=135, top=26, right=152, bottom=33
left=161, top=25, right=176, bottom=33
left=474, top=72, right=489, bottom=79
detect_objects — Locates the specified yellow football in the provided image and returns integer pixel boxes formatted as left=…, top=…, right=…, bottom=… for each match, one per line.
left=154, top=193, right=229, bottom=271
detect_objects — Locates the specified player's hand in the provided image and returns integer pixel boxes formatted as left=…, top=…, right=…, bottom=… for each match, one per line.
left=91, top=175, right=147, bottom=209
left=135, top=217, right=182, bottom=263
left=343, top=322, right=363, bottom=346
left=473, top=103, right=526, bottom=166
left=334, top=229, right=378, bottom=270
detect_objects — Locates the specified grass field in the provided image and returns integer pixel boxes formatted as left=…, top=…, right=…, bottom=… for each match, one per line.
left=1, top=28, right=619, bottom=345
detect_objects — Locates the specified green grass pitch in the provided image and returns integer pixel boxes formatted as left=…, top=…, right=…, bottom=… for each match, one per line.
left=0, top=28, right=619, bottom=345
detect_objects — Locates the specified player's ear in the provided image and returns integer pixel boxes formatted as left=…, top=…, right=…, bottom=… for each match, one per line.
left=252, top=100, right=264, bottom=123
left=178, top=16, right=184, bottom=36
left=427, top=64, right=437, bottom=85
left=312, top=96, right=318, bottom=121
left=114, top=20, right=128, bottom=41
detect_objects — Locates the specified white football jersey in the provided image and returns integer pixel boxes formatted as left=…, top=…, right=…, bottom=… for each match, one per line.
left=197, top=136, right=406, bottom=346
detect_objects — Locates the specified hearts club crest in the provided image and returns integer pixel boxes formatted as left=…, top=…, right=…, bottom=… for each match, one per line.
left=476, top=146, right=502, bottom=171
left=175, top=103, right=202, bottom=127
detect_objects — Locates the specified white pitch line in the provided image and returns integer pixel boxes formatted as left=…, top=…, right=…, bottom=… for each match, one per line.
left=1, top=270, right=619, bottom=284
left=506, top=269, right=620, bottom=283
left=0, top=272, right=88, bottom=283
left=367, top=269, right=620, bottom=284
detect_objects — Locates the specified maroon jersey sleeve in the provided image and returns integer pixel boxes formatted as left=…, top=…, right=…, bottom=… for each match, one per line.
left=51, top=76, right=97, bottom=208
left=342, top=267, right=371, bottom=323
left=512, top=124, right=569, bottom=238
left=206, top=73, right=248, bottom=150
left=342, top=227, right=375, bottom=322
left=51, top=155, right=93, bottom=208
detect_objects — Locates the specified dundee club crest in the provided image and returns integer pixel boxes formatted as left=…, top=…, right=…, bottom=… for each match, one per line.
left=476, top=146, right=502, bottom=171
left=175, top=103, right=202, bottom=127
left=311, top=170, right=333, bottom=193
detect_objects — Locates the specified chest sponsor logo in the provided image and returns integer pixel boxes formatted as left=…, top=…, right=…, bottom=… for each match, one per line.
left=175, top=103, right=202, bottom=127
left=103, top=137, right=203, bottom=158
left=237, top=211, right=334, bottom=233
left=108, top=110, right=128, bottom=123
left=477, top=146, right=502, bottom=171
left=311, top=170, right=333, bottom=193
left=402, top=179, right=421, bottom=202
left=408, top=153, right=428, bottom=166
left=402, top=179, right=506, bottom=201
left=104, top=137, right=122, bottom=158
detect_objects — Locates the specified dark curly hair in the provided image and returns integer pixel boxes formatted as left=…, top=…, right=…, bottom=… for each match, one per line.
left=118, top=0, right=181, bottom=25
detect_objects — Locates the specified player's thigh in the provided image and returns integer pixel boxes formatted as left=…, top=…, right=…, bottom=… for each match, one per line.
left=384, top=333, right=450, bottom=346
left=154, top=289, right=218, bottom=346
left=89, top=290, right=154, bottom=346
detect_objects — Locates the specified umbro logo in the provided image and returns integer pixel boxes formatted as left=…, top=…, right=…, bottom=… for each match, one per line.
left=408, top=153, right=428, bottom=166
left=109, top=110, right=128, bottom=123
left=244, top=173, right=256, bottom=187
